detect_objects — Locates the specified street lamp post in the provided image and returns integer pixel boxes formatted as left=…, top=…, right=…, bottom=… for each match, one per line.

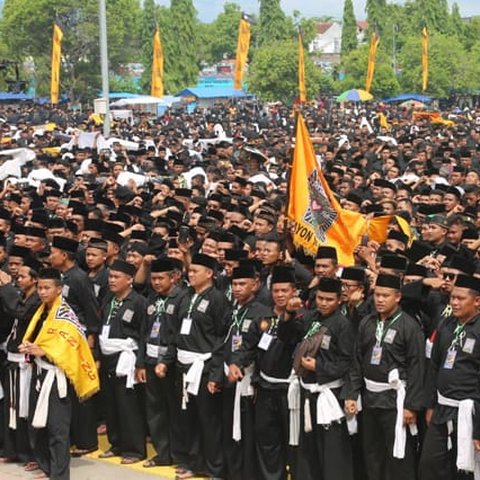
left=99, top=0, right=110, bottom=137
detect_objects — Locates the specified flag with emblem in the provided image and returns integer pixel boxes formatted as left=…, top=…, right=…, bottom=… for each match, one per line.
left=51, top=24, right=63, bottom=105
left=233, top=13, right=252, bottom=90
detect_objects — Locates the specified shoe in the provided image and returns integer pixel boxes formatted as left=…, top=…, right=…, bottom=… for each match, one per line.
left=99, top=449, right=119, bottom=459
left=71, top=447, right=97, bottom=457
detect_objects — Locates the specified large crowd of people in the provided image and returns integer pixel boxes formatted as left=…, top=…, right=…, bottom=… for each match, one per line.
left=0, top=99, right=478, bottom=480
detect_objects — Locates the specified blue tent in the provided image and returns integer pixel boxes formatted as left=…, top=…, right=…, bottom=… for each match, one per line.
left=382, top=93, right=432, bottom=104
left=175, top=87, right=250, bottom=100
left=0, top=92, right=33, bottom=102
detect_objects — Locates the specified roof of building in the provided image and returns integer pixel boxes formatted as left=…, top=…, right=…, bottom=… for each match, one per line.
left=175, top=87, right=249, bottom=99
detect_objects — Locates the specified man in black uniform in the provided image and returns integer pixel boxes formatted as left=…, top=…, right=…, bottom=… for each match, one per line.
left=98, top=259, right=147, bottom=464
left=136, top=258, right=186, bottom=468
left=163, top=253, right=230, bottom=479
left=224, top=264, right=270, bottom=480
left=419, top=274, right=480, bottom=480
left=288, top=277, right=355, bottom=480
left=49, top=235, right=100, bottom=456
left=346, top=274, right=425, bottom=480
left=85, top=238, right=109, bottom=304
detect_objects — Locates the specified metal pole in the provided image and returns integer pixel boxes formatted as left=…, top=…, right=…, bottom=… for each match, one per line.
left=392, top=23, right=397, bottom=75
left=99, top=0, right=110, bottom=137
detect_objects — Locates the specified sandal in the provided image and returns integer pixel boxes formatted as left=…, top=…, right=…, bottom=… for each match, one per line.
left=143, top=458, right=160, bottom=468
left=99, top=449, right=119, bottom=459
left=0, top=457, right=14, bottom=463
left=175, top=470, right=195, bottom=480
left=121, top=456, right=141, bottom=465
left=33, top=472, right=48, bottom=479
left=71, top=448, right=97, bottom=457
left=25, top=461, right=39, bottom=472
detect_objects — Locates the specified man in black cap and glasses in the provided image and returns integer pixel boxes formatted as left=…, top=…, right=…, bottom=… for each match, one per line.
left=345, top=274, right=424, bottom=480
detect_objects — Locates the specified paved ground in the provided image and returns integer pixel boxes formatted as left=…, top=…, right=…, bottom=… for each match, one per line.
left=0, top=457, right=172, bottom=479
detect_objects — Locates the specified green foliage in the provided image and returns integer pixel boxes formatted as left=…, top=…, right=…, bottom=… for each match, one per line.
left=398, top=33, right=479, bottom=97
left=338, top=45, right=401, bottom=97
left=341, top=0, right=358, bottom=57
left=165, top=0, right=200, bottom=92
left=248, top=39, right=333, bottom=102
left=366, top=0, right=387, bottom=34
left=258, top=0, right=292, bottom=46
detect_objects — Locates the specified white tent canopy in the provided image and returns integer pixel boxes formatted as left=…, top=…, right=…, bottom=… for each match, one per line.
left=110, top=95, right=180, bottom=108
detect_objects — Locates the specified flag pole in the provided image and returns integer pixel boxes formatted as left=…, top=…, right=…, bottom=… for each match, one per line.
left=99, top=0, right=110, bottom=137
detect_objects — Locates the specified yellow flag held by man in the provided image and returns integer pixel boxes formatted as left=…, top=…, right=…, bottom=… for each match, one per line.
left=233, top=14, right=252, bottom=90
left=50, top=24, right=63, bottom=105
left=422, top=26, right=428, bottom=92
left=151, top=27, right=164, bottom=98
left=298, top=32, right=306, bottom=103
left=365, top=32, right=379, bottom=93
left=288, top=114, right=367, bottom=266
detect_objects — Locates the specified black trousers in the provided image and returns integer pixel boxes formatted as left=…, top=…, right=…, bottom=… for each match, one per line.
left=30, top=371, right=72, bottom=480
left=297, top=390, right=353, bottom=480
left=173, top=367, right=224, bottom=477
left=3, top=366, right=34, bottom=462
left=362, top=408, right=417, bottom=480
left=145, top=363, right=173, bottom=464
left=254, top=386, right=290, bottom=480
left=101, top=370, right=146, bottom=459
left=222, top=385, right=257, bottom=480
left=419, top=421, right=473, bottom=480
left=70, top=394, right=98, bottom=450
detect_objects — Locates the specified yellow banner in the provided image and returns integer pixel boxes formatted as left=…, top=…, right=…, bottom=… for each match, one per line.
left=50, top=24, right=63, bottom=105
left=288, top=114, right=367, bottom=266
left=298, top=33, right=306, bottom=103
left=365, top=32, right=379, bottom=93
left=422, top=26, right=428, bottom=92
left=151, top=28, right=164, bottom=98
left=233, top=16, right=251, bottom=90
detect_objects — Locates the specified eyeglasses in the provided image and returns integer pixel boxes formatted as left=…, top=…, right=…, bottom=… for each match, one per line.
left=342, top=282, right=360, bottom=290
left=442, top=272, right=457, bottom=281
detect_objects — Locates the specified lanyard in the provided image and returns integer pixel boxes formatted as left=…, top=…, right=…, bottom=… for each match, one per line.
left=186, top=293, right=202, bottom=319
left=304, top=320, right=322, bottom=340
left=375, top=312, right=402, bottom=345
left=267, top=316, right=279, bottom=335
left=232, top=307, right=249, bottom=331
left=449, top=322, right=465, bottom=350
left=107, top=298, right=122, bottom=325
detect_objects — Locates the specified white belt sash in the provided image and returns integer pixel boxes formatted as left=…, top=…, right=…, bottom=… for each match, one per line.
left=177, top=349, right=212, bottom=409
left=7, top=352, right=31, bottom=429
left=300, top=378, right=345, bottom=433
left=32, top=358, right=67, bottom=429
left=99, top=337, right=138, bottom=389
left=232, top=364, right=255, bottom=441
left=287, top=373, right=301, bottom=446
left=364, top=368, right=416, bottom=459
left=437, top=391, right=476, bottom=473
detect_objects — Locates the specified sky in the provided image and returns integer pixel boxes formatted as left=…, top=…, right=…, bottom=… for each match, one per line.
left=156, top=0, right=480, bottom=23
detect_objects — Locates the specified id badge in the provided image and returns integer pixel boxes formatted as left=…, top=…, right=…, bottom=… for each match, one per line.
left=443, top=349, right=457, bottom=369
left=370, top=345, right=383, bottom=365
left=258, top=333, right=273, bottom=351
left=150, top=320, right=161, bottom=339
left=101, top=325, right=111, bottom=338
left=180, top=318, right=192, bottom=335
left=232, top=334, right=242, bottom=352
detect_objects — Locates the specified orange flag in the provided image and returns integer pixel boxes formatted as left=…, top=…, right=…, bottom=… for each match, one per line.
left=151, top=27, right=164, bottom=97
left=365, top=32, right=379, bottom=93
left=288, top=114, right=367, bottom=266
left=50, top=24, right=63, bottom=105
left=422, top=26, right=428, bottom=92
left=233, top=14, right=252, bottom=90
left=298, top=32, right=306, bottom=103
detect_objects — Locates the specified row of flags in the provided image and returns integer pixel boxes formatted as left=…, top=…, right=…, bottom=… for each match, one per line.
left=288, top=113, right=412, bottom=265
left=365, top=26, right=429, bottom=93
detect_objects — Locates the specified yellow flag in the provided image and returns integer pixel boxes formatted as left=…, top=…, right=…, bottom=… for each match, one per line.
left=422, top=26, right=428, bottom=92
left=378, top=112, right=390, bottom=130
left=288, top=114, right=367, bottom=266
left=50, top=24, right=63, bottom=105
left=151, top=27, right=164, bottom=98
left=365, top=32, right=379, bottom=93
left=298, top=32, right=306, bottom=103
left=233, top=14, right=251, bottom=90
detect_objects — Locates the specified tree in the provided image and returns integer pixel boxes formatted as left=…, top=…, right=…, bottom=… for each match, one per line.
left=338, top=44, right=401, bottom=98
left=366, top=0, right=386, bottom=34
left=450, top=3, right=464, bottom=37
left=248, top=39, right=333, bottom=101
left=165, top=0, right=200, bottom=92
left=412, top=0, right=451, bottom=34
left=341, top=0, right=358, bottom=57
left=258, top=0, right=291, bottom=46
left=398, top=33, right=479, bottom=97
